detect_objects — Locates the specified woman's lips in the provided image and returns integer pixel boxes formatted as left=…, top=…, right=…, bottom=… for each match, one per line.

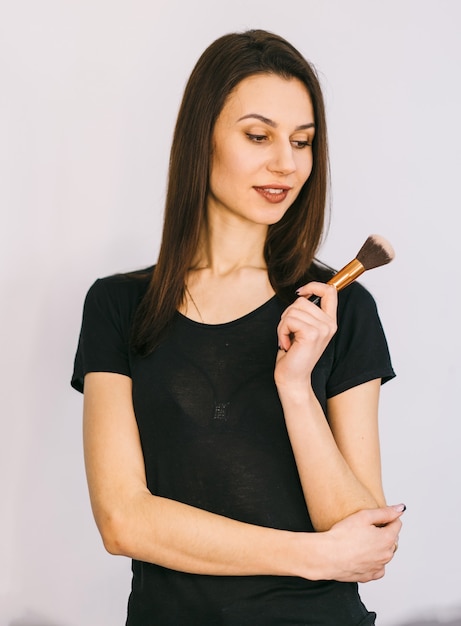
left=253, top=186, right=291, bottom=203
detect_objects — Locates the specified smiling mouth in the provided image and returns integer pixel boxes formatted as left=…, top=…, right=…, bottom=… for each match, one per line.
left=253, top=186, right=291, bottom=203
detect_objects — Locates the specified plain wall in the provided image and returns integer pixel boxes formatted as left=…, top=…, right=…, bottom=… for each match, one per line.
left=1, top=1, right=460, bottom=624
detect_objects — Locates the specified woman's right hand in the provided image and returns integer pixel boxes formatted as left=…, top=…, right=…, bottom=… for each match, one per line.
left=318, top=505, right=404, bottom=583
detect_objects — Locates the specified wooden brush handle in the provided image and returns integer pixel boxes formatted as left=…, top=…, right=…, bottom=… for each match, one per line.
left=308, top=258, right=366, bottom=305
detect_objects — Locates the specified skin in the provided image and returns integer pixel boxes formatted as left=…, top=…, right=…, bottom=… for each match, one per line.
left=83, top=73, right=403, bottom=584
left=208, top=73, right=315, bottom=231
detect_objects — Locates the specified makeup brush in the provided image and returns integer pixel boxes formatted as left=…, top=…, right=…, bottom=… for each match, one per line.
left=309, top=234, right=395, bottom=304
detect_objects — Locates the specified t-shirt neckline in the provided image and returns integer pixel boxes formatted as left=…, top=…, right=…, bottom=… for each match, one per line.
left=175, top=294, right=278, bottom=329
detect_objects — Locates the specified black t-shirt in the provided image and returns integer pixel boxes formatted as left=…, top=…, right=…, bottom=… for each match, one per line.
left=72, top=267, right=395, bottom=626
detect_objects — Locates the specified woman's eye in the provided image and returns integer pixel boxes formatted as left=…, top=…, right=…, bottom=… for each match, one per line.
left=245, top=133, right=312, bottom=148
left=246, top=133, right=267, bottom=143
left=291, top=140, right=312, bottom=149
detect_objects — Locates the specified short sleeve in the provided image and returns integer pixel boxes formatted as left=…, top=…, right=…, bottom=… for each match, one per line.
left=326, top=282, right=395, bottom=398
left=71, top=278, right=132, bottom=393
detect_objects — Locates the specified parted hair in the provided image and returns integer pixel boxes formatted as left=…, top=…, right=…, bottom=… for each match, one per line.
left=132, top=29, right=330, bottom=354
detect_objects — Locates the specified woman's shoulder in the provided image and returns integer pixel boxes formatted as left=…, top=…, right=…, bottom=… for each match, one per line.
left=83, top=265, right=154, bottom=315
left=337, top=280, right=380, bottom=316
left=88, top=265, right=153, bottom=294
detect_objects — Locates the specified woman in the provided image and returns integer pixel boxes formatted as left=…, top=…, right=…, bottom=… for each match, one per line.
left=72, top=29, right=404, bottom=626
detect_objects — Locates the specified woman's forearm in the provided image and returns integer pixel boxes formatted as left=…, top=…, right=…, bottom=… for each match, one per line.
left=95, top=488, right=401, bottom=583
left=97, top=488, right=323, bottom=579
left=277, top=385, right=381, bottom=531
left=275, top=286, right=385, bottom=530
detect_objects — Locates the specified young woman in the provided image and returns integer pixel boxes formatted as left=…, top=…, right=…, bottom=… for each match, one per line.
left=72, top=29, right=404, bottom=626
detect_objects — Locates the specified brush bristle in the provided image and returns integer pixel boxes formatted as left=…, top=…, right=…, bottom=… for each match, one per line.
left=355, top=235, right=395, bottom=270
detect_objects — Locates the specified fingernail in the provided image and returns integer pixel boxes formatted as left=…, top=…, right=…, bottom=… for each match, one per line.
left=295, top=289, right=301, bottom=295
left=391, top=504, right=406, bottom=512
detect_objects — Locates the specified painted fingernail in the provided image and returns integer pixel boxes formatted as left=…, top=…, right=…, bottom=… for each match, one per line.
left=391, top=504, right=406, bottom=512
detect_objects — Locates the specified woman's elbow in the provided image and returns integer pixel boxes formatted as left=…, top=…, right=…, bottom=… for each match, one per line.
left=311, top=498, right=383, bottom=532
left=95, top=508, right=133, bottom=556
left=101, top=531, right=126, bottom=556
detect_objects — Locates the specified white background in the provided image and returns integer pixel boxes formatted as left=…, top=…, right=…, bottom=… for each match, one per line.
left=1, top=1, right=460, bottom=624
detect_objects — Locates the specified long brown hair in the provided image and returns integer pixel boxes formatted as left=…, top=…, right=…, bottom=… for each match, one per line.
left=132, top=29, right=330, bottom=354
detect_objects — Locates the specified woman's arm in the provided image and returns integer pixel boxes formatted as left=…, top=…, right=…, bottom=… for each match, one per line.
left=275, top=283, right=387, bottom=531
left=327, top=379, right=386, bottom=507
left=83, top=371, right=402, bottom=581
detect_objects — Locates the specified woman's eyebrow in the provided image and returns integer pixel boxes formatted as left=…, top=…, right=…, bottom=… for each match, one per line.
left=237, top=113, right=315, bottom=131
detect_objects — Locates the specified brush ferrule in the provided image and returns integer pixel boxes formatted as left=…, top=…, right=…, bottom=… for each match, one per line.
left=327, top=259, right=365, bottom=291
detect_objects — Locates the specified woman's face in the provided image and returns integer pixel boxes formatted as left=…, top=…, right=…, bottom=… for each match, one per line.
left=208, top=73, right=315, bottom=228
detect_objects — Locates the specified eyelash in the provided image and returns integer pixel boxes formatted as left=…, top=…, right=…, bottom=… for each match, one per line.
left=245, top=134, right=312, bottom=148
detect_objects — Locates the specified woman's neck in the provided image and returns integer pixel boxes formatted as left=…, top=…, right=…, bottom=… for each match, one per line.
left=182, top=214, right=274, bottom=324
left=192, top=214, right=268, bottom=275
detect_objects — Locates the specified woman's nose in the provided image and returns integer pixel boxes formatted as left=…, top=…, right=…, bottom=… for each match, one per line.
left=267, top=140, right=296, bottom=175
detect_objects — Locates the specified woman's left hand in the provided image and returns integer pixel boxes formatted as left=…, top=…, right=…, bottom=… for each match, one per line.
left=275, top=282, right=338, bottom=391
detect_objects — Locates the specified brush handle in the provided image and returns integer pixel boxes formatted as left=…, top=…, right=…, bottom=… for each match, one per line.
left=307, top=259, right=366, bottom=305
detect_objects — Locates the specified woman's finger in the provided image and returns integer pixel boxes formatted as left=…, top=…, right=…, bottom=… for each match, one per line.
left=277, top=301, right=336, bottom=353
left=296, top=282, right=338, bottom=320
